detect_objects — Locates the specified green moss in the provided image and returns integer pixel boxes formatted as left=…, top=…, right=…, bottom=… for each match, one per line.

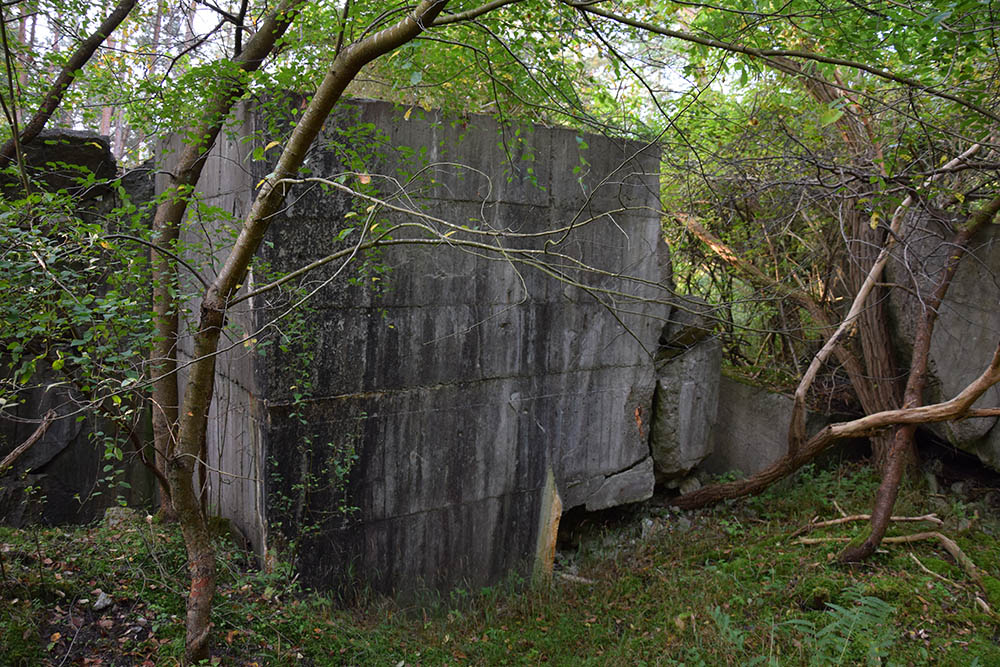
left=919, top=555, right=961, bottom=579
left=795, top=575, right=841, bottom=609
left=982, top=576, right=1000, bottom=608
left=0, top=599, right=43, bottom=665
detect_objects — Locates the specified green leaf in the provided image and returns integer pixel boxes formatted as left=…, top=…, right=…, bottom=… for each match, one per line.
left=819, top=107, right=844, bottom=126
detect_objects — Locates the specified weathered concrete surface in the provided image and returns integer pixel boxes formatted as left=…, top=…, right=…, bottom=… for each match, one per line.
left=886, top=213, right=1000, bottom=464
left=175, top=99, right=669, bottom=595
left=0, top=141, right=156, bottom=527
left=650, top=338, right=721, bottom=484
left=657, top=296, right=716, bottom=361
left=166, top=101, right=267, bottom=554
left=0, top=373, right=156, bottom=526
left=700, top=375, right=794, bottom=477
left=583, top=456, right=655, bottom=511
left=0, top=130, right=117, bottom=198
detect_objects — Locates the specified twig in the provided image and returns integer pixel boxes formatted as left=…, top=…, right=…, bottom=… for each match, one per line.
left=789, top=513, right=942, bottom=539
left=832, top=500, right=847, bottom=518
left=909, top=552, right=958, bottom=588
left=794, top=537, right=850, bottom=544
left=797, top=531, right=994, bottom=613
left=882, top=532, right=985, bottom=590
left=57, top=598, right=84, bottom=667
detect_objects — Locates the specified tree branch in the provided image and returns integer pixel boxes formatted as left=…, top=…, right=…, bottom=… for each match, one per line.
left=0, top=0, right=138, bottom=161
left=565, top=2, right=1000, bottom=124
left=0, top=409, right=56, bottom=472
left=788, top=141, right=985, bottom=451
left=674, top=340, right=1000, bottom=510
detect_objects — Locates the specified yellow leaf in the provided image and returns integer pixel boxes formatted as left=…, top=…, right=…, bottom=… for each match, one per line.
left=344, top=211, right=357, bottom=219
left=955, top=192, right=965, bottom=203
left=264, top=140, right=280, bottom=152
left=443, top=229, right=457, bottom=238
left=256, top=177, right=267, bottom=189
left=404, top=106, right=413, bottom=121
left=869, top=211, right=881, bottom=230
left=358, top=172, right=371, bottom=184
left=366, top=205, right=375, bottom=213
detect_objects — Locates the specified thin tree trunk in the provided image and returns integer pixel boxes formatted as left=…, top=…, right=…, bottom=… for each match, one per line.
left=150, top=0, right=305, bottom=522
left=0, top=0, right=137, bottom=162
left=840, top=194, right=1000, bottom=561
left=171, top=3, right=450, bottom=660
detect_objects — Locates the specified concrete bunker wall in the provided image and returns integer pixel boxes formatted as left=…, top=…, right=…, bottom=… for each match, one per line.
left=0, top=132, right=157, bottom=526
left=173, top=99, right=670, bottom=594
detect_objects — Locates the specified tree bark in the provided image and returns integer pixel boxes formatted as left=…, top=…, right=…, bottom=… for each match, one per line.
left=170, top=3, right=450, bottom=661
left=840, top=194, right=1000, bottom=561
left=150, top=0, right=305, bottom=521
left=675, top=340, right=1000, bottom=510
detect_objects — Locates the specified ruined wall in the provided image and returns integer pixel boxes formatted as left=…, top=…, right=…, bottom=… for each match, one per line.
left=0, top=132, right=157, bottom=526
left=887, top=213, right=1000, bottom=465
left=173, top=99, right=670, bottom=594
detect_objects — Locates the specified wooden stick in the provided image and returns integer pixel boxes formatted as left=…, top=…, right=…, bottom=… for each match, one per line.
left=796, top=530, right=993, bottom=613
left=909, top=552, right=959, bottom=588
left=0, top=409, right=56, bottom=472
left=789, top=513, right=942, bottom=539
left=882, top=532, right=985, bottom=588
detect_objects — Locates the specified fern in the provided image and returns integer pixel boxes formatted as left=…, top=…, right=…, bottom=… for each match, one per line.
left=782, top=585, right=896, bottom=666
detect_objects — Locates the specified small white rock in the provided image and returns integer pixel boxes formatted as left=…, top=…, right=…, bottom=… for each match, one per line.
left=93, top=591, right=113, bottom=611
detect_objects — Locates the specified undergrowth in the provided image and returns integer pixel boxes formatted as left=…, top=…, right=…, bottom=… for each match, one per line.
left=2, top=460, right=1000, bottom=665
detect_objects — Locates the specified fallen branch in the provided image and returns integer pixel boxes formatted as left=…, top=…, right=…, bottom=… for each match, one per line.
left=795, top=531, right=993, bottom=612
left=0, top=409, right=57, bottom=473
left=883, top=532, right=986, bottom=590
left=909, top=552, right=958, bottom=588
left=674, top=340, right=1000, bottom=510
left=789, top=513, right=942, bottom=539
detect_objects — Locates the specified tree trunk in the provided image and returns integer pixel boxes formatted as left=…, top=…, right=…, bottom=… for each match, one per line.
left=168, top=4, right=450, bottom=660
left=840, top=195, right=1000, bottom=561
left=845, top=205, right=906, bottom=469
left=0, top=0, right=138, bottom=162
left=149, top=0, right=305, bottom=520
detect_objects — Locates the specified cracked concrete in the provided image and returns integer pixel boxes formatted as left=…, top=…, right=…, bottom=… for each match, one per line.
left=176, top=99, right=670, bottom=596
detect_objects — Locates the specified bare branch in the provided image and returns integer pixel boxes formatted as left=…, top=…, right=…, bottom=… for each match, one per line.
left=565, top=1, right=1000, bottom=124
left=674, top=340, right=1000, bottom=510
left=432, top=0, right=520, bottom=25
left=788, top=141, right=986, bottom=450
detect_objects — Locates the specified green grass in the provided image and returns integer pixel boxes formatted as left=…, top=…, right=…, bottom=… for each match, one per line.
left=2, top=461, right=1000, bottom=665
